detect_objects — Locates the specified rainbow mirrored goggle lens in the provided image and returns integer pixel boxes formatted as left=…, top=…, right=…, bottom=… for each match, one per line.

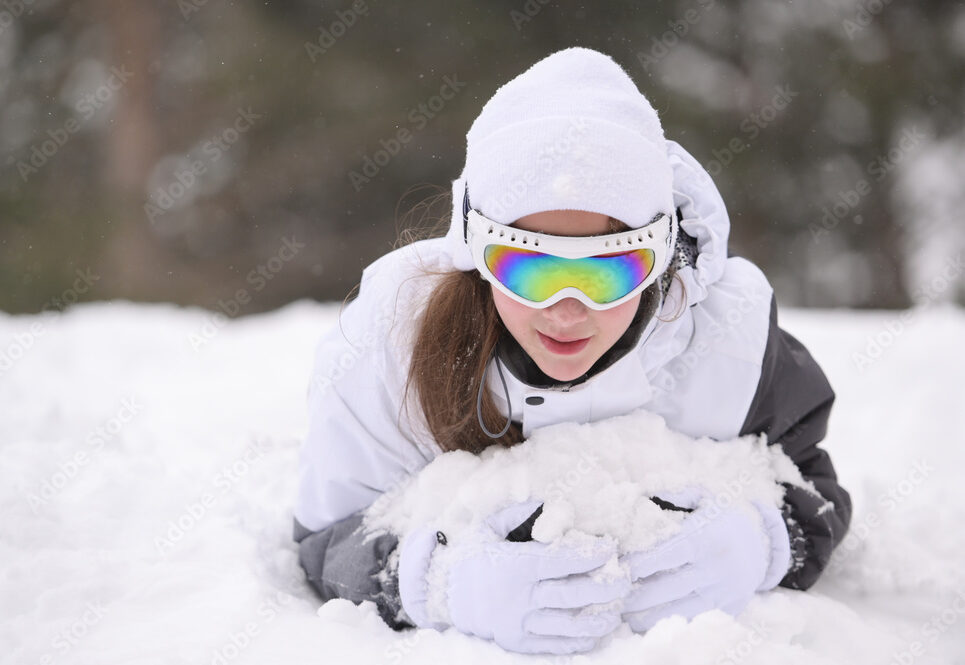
left=483, top=244, right=657, bottom=305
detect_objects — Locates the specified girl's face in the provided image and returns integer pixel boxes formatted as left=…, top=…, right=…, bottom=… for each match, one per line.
left=490, top=210, right=642, bottom=383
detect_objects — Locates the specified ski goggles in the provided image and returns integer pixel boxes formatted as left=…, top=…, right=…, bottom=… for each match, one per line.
left=466, top=207, right=674, bottom=310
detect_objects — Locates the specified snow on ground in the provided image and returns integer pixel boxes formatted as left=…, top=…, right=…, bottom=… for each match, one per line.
left=1, top=299, right=963, bottom=664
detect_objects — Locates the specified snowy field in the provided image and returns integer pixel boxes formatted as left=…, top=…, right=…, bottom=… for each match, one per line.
left=2, top=299, right=963, bottom=665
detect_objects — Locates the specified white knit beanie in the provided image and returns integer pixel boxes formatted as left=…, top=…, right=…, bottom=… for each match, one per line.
left=445, top=47, right=675, bottom=271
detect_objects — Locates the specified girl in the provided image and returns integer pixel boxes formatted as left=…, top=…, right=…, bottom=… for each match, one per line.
left=292, top=47, right=851, bottom=654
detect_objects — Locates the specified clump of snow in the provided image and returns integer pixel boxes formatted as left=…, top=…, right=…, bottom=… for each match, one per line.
left=364, top=407, right=807, bottom=555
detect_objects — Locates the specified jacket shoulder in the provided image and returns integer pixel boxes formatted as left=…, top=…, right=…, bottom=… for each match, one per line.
left=650, top=256, right=774, bottom=440
left=358, top=238, right=453, bottom=298
left=311, top=239, right=451, bottom=383
left=692, top=256, right=774, bottom=364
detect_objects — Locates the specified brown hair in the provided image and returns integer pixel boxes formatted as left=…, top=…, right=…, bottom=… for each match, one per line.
left=340, top=184, right=685, bottom=454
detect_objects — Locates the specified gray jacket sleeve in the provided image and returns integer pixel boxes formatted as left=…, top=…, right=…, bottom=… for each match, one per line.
left=739, top=295, right=853, bottom=590
left=294, top=512, right=413, bottom=630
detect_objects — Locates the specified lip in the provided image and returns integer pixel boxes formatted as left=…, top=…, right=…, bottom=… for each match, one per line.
left=537, top=331, right=591, bottom=355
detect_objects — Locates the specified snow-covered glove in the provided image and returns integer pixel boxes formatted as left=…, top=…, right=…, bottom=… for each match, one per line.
left=398, top=500, right=629, bottom=654
left=620, top=487, right=791, bottom=632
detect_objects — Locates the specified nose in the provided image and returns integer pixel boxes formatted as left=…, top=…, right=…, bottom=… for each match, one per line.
left=543, top=297, right=589, bottom=327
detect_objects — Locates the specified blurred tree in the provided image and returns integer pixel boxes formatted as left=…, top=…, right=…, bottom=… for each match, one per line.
left=0, top=0, right=961, bottom=314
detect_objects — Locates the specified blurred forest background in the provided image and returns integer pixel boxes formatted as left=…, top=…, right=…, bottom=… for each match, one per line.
left=1, top=0, right=963, bottom=315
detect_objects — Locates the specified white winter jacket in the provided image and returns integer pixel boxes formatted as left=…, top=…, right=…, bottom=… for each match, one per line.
left=293, top=155, right=852, bottom=624
left=295, top=201, right=770, bottom=534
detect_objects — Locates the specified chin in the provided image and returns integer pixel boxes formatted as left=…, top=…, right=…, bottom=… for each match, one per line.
left=535, top=356, right=593, bottom=382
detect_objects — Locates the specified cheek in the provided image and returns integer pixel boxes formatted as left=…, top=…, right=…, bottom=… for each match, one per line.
left=491, top=286, right=535, bottom=334
left=599, top=298, right=640, bottom=338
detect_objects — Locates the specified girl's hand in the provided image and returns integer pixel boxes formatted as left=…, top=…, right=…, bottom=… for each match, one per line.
left=620, top=487, right=791, bottom=633
left=398, top=500, right=629, bottom=655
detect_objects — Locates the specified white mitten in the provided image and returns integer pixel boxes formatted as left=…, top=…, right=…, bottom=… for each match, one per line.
left=621, top=487, right=791, bottom=632
left=398, top=500, right=629, bottom=654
